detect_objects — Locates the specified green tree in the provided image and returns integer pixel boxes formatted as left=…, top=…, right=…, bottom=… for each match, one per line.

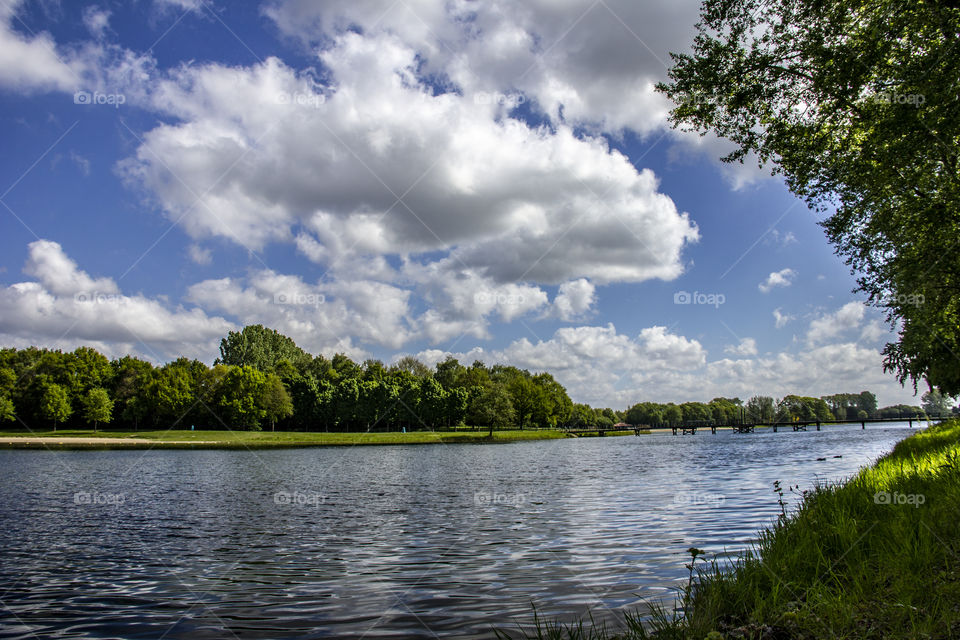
left=659, top=0, right=960, bottom=395
left=262, top=373, right=294, bottom=431
left=745, top=396, right=775, bottom=423
left=218, top=325, right=312, bottom=372
left=921, top=389, right=954, bottom=417
left=858, top=391, right=878, bottom=417
left=391, top=356, right=432, bottom=378
left=0, top=395, right=14, bottom=422
left=40, top=383, right=71, bottom=431
left=211, top=365, right=268, bottom=430
left=472, top=383, right=515, bottom=436
left=110, top=356, right=153, bottom=429
left=663, top=403, right=683, bottom=426
left=434, top=357, right=466, bottom=390
left=626, top=402, right=663, bottom=427
left=81, top=387, right=113, bottom=431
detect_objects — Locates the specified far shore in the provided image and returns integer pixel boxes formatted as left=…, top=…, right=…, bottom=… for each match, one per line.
left=0, top=428, right=576, bottom=449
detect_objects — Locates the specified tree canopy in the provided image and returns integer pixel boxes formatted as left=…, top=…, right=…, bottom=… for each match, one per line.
left=659, top=0, right=960, bottom=394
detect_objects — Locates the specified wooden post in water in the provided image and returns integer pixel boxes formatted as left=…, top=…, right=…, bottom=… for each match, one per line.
left=816, top=421, right=821, bottom=431
left=909, top=418, right=913, bottom=428
left=773, top=424, right=778, bottom=433
left=861, top=421, right=865, bottom=429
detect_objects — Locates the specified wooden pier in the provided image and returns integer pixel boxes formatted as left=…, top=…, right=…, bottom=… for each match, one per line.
left=562, top=416, right=941, bottom=438
left=630, top=415, right=937, bottom=435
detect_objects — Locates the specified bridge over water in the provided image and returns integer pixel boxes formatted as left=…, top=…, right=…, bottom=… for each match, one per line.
left=563, top=416, right=943, bottom=437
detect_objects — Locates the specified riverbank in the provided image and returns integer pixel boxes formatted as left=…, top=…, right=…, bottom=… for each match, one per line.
left=501, top=418, right=960, bottom=639
left=0, top=428, right=569, bottom=449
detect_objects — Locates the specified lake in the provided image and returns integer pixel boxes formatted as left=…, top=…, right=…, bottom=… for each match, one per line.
left=0, top=424, right=916, bottom=638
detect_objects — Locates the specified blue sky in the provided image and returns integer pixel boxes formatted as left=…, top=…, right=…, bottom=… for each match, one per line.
left=0, top=0, right=919, bottom=408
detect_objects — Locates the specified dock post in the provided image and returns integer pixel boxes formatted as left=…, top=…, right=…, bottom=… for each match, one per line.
left=861, top=421, right=865, bottom=429
left=909, top=419, right=913, bottom=428
left=816, top=422, right=821, bottom=431
left=773, top=424, right=778, bottom=433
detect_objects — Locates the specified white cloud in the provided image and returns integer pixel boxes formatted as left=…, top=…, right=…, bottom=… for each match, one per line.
left=553, top=278, right=596, bottom=321
left=186, top=269, right=419, bottom=355
left=860, top=319, right=889, bottom=343
left=188, top=244, right=212, bottom=265
left=0, top=241, right=233, bottom=361
left=773, top=307, right=793, bottom=329
left=154, top=0, right=204, bottom=13
left=82, top=6, right=111, bottom=39
left=0, top=0, right=85, bottom=92
left=415, top=322, right=918, bottom=408
left=69, top=151, right=91, bottom=176
left=759, top=268, right=796, bottom=293
left=806, top=301, right=866, bottom=346
left=724, top=337, right=758, bottom=356
left=23, top=239, right=118, bottom=297
left=118, top=35, right=698, bottom=287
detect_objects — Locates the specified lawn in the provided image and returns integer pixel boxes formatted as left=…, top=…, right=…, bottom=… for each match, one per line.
left=0, top=428, right=569, bottom=448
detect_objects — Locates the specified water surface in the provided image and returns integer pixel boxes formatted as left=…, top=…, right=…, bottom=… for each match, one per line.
left=0, top=424, right=916, bottom=638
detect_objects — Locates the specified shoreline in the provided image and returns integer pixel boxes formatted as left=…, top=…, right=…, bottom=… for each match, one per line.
left=500, top=418, right=960, bottom=639
left=0, top=429, right=574, bottom=450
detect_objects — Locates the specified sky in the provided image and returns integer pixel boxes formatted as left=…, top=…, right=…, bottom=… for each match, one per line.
left=0, top=0, right=923, bottom=409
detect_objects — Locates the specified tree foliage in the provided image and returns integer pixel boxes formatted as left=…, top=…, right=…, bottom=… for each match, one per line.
left=81, top=388, right=114, bottom=430
left=659, top=0, right=960, bottom=394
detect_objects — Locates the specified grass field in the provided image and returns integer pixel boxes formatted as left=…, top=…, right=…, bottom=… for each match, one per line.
left=0, top=428, right=570, bottom=449
left=498, top=418, right=960, bottom=639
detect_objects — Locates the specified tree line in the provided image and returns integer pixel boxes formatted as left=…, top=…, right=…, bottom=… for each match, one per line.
left=0, top=325, right=584, bottom=432
left=624, top=390, right=953, bottom=428
left=0, top=325, right=953, bottom=432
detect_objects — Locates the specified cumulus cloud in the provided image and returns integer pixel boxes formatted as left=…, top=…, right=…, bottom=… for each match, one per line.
left=724, top=337, right=758, bottom=357
left=773, top=307, right=793, bottom=329
left=186, top=270, right=415, bottom=357
left=758, top=268, right=796, bottom=293
left=188, top=244, right=212, bottom=265
left=417, top=322, right=916, bottom=408
left=807, top=301, right=866, bottom=346
left=118, top=34, right=698, bottom=287
left=860, top=319, right=889, bottom=343
left=0, top=241, right=233, bottom=361
left=553, top=278, right=596, bottom=321
left=0, top=0, right=86, bottom=92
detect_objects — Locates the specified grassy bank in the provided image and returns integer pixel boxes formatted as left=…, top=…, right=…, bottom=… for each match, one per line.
left=500, top=418, right=960, bottom=639
left=0, top=428, right=568, bottom=449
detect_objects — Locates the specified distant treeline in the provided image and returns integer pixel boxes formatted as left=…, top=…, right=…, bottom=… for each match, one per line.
left=0, top=325, right=950, bottom=432
left=624, top=392, right=947, bottom=427
left=0, top=326, right=583, bottom=432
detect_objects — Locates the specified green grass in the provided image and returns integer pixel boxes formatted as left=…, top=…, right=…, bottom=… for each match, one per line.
left=0, top=428, right=569, bottom=448
left=497, top=418, right=960, bottom=640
